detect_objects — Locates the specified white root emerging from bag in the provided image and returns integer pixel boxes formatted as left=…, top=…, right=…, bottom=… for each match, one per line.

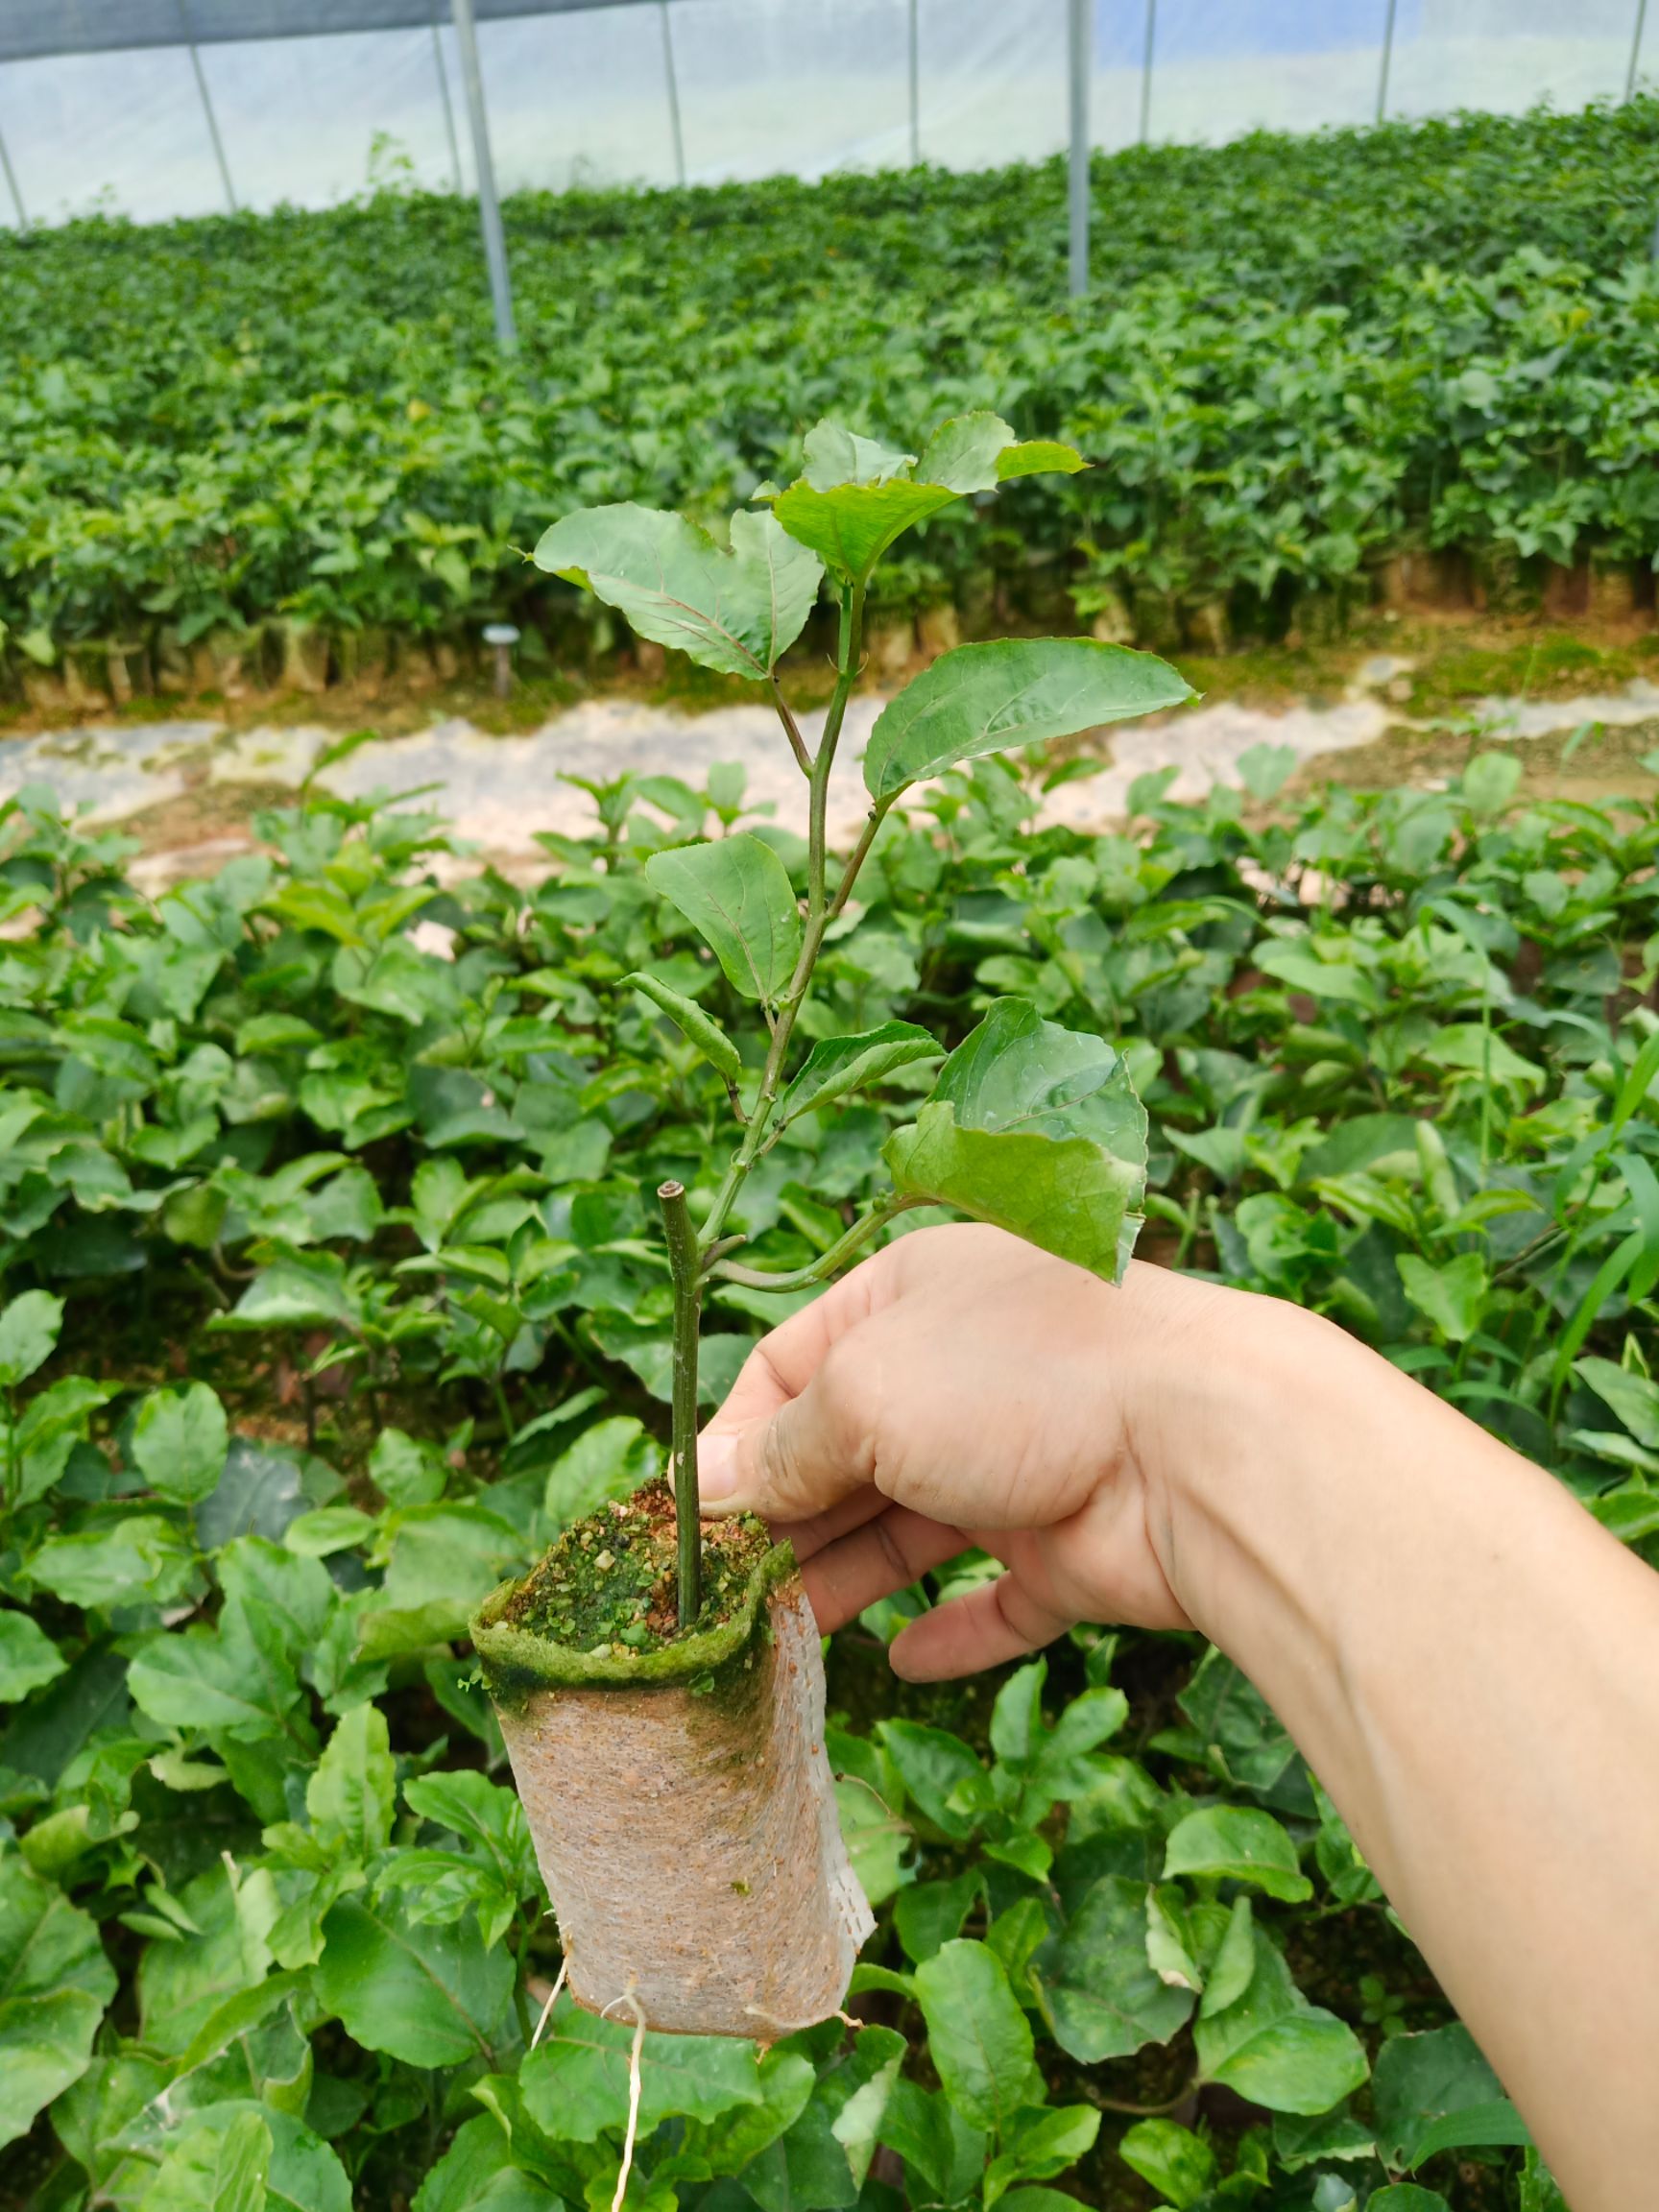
left=490, top=1573, right=873, bottom=2038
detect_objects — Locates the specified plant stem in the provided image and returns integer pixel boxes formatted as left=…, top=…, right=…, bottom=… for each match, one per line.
left=492, top=1371, right=517, bottom=1442
left=711, top=1194, right=921, bottom=1292
left=658, top=1179, right=703, bottom=1628
left=828, top=797, right=895, bottom=922
left=511, top=1912, right=536, bottom=2046
left=696, top=580, right=877, bottom=1258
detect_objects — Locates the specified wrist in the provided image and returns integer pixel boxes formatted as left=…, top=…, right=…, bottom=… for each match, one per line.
left=1115, top=1266, right=1369, bottom=1653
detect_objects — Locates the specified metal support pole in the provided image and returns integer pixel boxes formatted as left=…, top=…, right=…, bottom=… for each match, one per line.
left=450, top=0, right=517, bottom=352
left=0, top=111, right=25, bottom=230
left=1139, top=0, right=1157, bottom=146
left=907, top=0, right=921, bottom=165
left=659, top=3, right=685, bottom=187
left=431, top=17, right=464, bottom=193
left=1067, top=0, right=1090, bottom=300
left=1377, top=0, right=1398, bottom=124
left=1628, top=0, right=1649, bottom=99
left=179, top=0, right=235, bottom=211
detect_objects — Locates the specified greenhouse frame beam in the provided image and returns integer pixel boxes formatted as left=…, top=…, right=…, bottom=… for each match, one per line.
left=1630, top=0, right=1650, bottom=99
left=1138, top=0, right=1156, bottom=146
left=1377, top=0, right=1397, bottom=122
left=451, top=0, right=517, bottom=351
left=431, top=16, right=464, bottom=193
left=0, top=112, right=23, bottom=228
left=179, top=2, right=237, bottom=212
left=1067, top=0, right=1089, bottom=299
left=659, top=2, right=685, bottom=188
left=906, top=0, right=920, bottom=166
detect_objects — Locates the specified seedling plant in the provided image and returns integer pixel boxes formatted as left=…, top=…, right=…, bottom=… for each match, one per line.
left=517, top=412, right=1188, bottom=1638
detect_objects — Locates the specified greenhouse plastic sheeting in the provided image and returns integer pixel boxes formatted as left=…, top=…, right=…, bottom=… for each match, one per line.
left=1382, top=0, right=1644, bottom=123
left=0, top=0, right=658, bottom=62
left=0, top=0, right=1654, bottom=228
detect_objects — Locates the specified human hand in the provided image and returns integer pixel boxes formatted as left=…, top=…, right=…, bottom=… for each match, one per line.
left=697, top=1222, right=1230, bottom=1678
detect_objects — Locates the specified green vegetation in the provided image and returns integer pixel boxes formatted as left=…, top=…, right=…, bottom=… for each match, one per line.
left=0, top=685, right=1651, bottom=2202
left=510, top=412, right=1172, bottom=1647
left=5, top=96, right=1659, bottom=696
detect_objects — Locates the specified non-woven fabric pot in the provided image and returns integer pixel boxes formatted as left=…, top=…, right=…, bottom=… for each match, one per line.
left=472, top=1540, right=873, bottom=2038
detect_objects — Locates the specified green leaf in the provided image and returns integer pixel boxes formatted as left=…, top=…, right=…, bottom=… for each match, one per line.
left=863, top=637, right=1191, bottom=801
left=1199, top=1897, right=1257, bottom=2017
left=369, top=1428, right=447, bottom=1508
left=1460, top=751, right=1524, bottom=814
left=28, top=1516, right=197, bottom=1612
left=1163, top=1807, right=1312, bottom=1903
left=1397, top=1253, right=1488, bottom=1343
left=1519, top=2149, right=1570, bottom=2212
left=397, top=1769, right=539, bottom=1945
left=1370, top=2192, right=1451, bottom=2212
left=778, top=1021, right=940, bottom=1125
left=1574, top=1356, right=1659, bottom=1449
left=1036, top=1874, right=1193, bottom=2063
left=984, top=2104, right=1099, bottom=2208
left=1117, top=2118, right=1217, bottom=2210
left=878, top=1719, right=983, bottom=1839
left=222, top=1256, right=359, bottom=1331
left=0, top=1291, right=63, bottom=1387
left=132, top=1382, right=230, bottom=1503
left=913, top=1939, right=1036, bottom=2132
left=989, top=2191, right=1088, bottom=2212
left=0, top=1611, right=65, bottom=1702
left=315, top=1892, right=513, bottom=2067
left=878, top=2078, right=987, bottom=2207
left=1407, top=2102, right=1531, bottom=2163
left=533, top=503, right=821, bottom=678
left=1192, top=1921, right=1367, bottom=2115
left=1143, top=1887, right=1202, bottom=1994
left=894, top=1869, right=984, bottom=1965
left=1370, top=2022, right=1508, bottom=2171
left=824, top=2022, right=906, bottom=2188
left=0, top=1858, right=115, bottom=2149
left=1176, top=1646, right=1313, bottom=1814
left=915, top=413, right=1084, bottom=493
left=644, top=834, right=803, bottom=1003
left=772, top=417, right=1084, bottom=581
left=915, top=412, right=1021, bottom=493
left=997, top=440, right=1087, bottom=483
left=137, top=2108, right=271, bottom=2212
left=625, top=970, right=744, bottom=1083
left=12, top=1377, right=114, bottom=1507
left=166, top=2103, right=352, bottom=2212
left=1272, top=2097, right=1376, bottom=2173
left=307, top=1703, right=395, bottom=1861
left=519, top=1994, right=763, bottom=2142
left=410, top=2113, right=551, bottom=2212
left=801, top=423, right=916, bottom=487
left=885, top=1000, right=1146, bottom=1281
left=542, top=1416, right=655, bottom=1534
left=834, top=1773, right=910, bottom=1911
left=773, top=478, right=956, bottom=582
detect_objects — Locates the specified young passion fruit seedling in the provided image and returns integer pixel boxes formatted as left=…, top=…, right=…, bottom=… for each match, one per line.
left=471, top=414, right=1192, bottom=2035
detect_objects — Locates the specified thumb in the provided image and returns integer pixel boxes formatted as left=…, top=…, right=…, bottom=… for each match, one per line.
left=697, top=1354, right=876, bottom=1524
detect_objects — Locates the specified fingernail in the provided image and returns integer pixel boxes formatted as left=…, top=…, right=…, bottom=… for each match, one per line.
left=698, top=1431, right=740, bottom=1508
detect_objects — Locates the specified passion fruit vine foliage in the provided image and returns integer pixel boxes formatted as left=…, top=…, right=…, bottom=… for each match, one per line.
left=6, top=97, right=1659, bottom=685
left=532, top=413, right=1187, bottom=1623
left=0, top=675, right=1655, bottom=2203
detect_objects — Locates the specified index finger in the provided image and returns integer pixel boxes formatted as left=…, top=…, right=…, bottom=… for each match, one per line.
left=699, top=1245, right=895, bottom=1437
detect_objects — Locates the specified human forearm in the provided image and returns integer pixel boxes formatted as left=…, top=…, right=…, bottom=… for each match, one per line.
left=698, top=1227, right=1659, bottom=2200
left=1146, top=1289, right=1659, bottom=2208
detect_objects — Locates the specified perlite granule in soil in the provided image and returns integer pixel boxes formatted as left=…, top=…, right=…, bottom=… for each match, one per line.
left=472, top=1480, right=873, bottom=2038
